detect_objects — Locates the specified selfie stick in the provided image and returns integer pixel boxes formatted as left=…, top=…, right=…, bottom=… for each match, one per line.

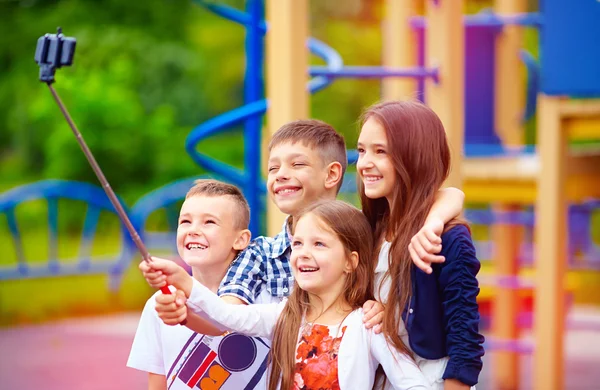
left=34, top=28, right=172, bottom=297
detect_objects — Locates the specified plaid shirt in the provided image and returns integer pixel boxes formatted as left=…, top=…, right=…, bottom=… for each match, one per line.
left=217, top=218, right=293, bottom=304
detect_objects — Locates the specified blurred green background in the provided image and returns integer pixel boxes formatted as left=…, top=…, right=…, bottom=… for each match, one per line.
left=0, top=0, right=549, bottom=325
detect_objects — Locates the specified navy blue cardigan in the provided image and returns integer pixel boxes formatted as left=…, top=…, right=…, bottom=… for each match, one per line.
left=403, top=224, right=485, bottom=386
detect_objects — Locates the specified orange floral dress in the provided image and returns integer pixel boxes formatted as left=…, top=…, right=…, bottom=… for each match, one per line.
left=293, top=323, right=347, bottom=390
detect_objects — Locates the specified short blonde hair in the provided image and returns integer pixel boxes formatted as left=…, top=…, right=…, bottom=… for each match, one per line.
left=185, top=179, right=250, bottom=229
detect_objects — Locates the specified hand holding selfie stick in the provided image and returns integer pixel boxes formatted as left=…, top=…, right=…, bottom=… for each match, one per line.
left=34, top=28, right=176, bottom=300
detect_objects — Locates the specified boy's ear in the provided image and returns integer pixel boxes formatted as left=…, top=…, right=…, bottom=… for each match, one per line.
left=233, top=229, right=251, bottom=251
left=324, top=161, right=343, bottom=191
left=345, top=251, right=359, bottom=273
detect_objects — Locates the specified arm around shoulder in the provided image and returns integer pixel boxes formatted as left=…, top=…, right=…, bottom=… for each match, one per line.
left=431, top=187, right=465, bottom=224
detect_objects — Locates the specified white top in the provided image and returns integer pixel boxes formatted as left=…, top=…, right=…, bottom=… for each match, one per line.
left=127, top=287, right=276, bottom=390
left=375, top=242, right=455, bottom=390
left=187, top=278, right=431, bottom=390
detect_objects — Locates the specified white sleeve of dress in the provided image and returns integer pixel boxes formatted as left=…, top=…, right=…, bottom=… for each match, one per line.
left=187, top=278, right=284, bottom=339
left=369, top=332, right=431, bottom=390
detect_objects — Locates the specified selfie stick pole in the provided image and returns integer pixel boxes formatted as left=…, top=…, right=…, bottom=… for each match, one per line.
left=36, top=28, right=172, bottom=297
left=45, top=84, right=172, bottom=296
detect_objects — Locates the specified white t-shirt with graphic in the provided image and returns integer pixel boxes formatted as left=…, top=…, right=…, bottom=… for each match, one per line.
left=127, top=288, right=278, bottom=390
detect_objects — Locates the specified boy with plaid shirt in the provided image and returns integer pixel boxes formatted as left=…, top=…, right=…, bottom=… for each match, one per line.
left=142, top=119, right=464, bottom=334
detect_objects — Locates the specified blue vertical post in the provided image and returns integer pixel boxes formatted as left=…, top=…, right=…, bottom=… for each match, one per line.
left=243, top=0, right=265, bottom=235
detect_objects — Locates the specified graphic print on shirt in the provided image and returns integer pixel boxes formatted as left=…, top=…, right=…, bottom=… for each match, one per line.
left=167, top=332, right=270, bottom=390
left=294, top=324, right=347, bottom=390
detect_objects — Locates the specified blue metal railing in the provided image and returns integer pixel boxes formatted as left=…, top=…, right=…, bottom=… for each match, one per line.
left=186, top=0, right=350, bottom=234
left=0, top=180, right=132, bottom=288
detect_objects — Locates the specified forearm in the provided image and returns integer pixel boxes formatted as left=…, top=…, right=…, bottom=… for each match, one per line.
left=187, top=279, right=280, bottom=338
left=184, top=291, right=250, bottom=335
left=429, top=187, right=464, bottom=224
left=148, top=373, right=166, bottom=390
left=184, top=310, right=227, bottom=336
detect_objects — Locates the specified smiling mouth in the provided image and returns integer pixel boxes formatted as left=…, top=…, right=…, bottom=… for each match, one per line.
left=186, top=243, right=207, bottom=250
left=299, top=266, right=319, bottom=273
left=275, top=187, right=300, bottom=195
left=363, top=176, right=382, bottom=183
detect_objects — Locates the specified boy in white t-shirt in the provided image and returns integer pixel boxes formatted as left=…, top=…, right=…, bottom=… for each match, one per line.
left=127, top=179, right=276, bottom=390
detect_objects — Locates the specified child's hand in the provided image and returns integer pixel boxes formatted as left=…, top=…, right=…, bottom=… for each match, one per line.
left=409, top=218, right=445, bottom=274
left=362, top=300, right=385, bottom=334
left=155, top=289, right=188, bottom=326
left=139, top=257, right=194, bottom=297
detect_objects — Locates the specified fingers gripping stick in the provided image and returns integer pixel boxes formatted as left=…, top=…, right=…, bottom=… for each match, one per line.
left=35, top=28, right=183, bottom=323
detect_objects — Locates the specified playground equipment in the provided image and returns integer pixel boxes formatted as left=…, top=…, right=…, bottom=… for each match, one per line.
left=265, top=2, right=600, bottom=390
left=1, top=1, right=599, bottom=389
left=0, top=180, right=133, bottom=287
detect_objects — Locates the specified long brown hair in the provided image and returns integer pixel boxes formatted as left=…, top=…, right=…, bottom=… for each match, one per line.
left=268, top=200, right=375, bottom=390
left=358, top=100, right=455, bottom=358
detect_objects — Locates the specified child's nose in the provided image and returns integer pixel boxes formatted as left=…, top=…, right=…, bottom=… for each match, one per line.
left=357, top=154, right=373, bottom=170
left=295, top=247, right=310, bottom=258
left=187, top=224, right=202, bottom=236
left=276, top=166, right=290, bottom=180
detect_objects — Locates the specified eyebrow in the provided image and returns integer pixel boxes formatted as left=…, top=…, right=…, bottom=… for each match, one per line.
left=179, top=212, right=221, bottom=221
left=357, top=142, right=387, bottom=148
left=268, top=153, right=310, bottom=164
left=287, top=153, right=310, bottom=159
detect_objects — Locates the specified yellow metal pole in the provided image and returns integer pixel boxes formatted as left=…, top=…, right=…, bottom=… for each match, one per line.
left=265, top=0, right=309, bottom=236
left=424, top=0, right=464, bottom=188
left=534, top=95, right=567, bottom=390
left=382, top=0, right=418, bottom=101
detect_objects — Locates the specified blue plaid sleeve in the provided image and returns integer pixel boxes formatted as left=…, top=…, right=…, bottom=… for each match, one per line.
left=217, top=243, right=266, bottom=304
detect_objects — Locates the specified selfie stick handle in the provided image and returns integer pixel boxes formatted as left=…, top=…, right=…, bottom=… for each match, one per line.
left=46, top=83, right=171, bottom=296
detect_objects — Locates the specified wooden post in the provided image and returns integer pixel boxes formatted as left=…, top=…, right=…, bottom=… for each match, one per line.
left=265, top=0, right=309, bottom=236
left=495, top=0, right=525, bottom=146
left=534, top=95, right=567, bottom=390
left=424, top=0, right=464, bottom=189
left=492, top=2, right=525, bottom=388
left=491, top=205, right=522, bottom=390
left=382, top=0, right=418, bottom=101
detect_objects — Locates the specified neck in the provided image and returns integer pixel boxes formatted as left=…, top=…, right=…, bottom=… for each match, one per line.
left=191, top=252, right=236, bottom=293
left=306, top=285, right=351, bottom=325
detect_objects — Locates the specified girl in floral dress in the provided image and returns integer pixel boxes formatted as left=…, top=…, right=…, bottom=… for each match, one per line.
left=144, top=200, right=431, bottom=390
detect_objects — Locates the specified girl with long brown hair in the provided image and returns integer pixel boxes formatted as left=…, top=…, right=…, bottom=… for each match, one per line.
left=145, top=200, right=430, bottom=389
left=356, top=101, right=485, bottom=389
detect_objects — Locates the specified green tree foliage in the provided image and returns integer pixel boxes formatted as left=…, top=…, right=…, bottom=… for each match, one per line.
left=0, top=0, right=537, bottom=207
left=0, top=0, right=248, bottom=201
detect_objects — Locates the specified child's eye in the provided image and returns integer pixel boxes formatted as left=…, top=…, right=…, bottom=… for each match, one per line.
left=268, top=166, right=279, bottom=172
left=315, top=241, right=326, bottom=247
left=292, top=240, right=302, bottom=247
left=376, top=149, right=386, bottom=154
left=205, top=219, right=216, bottom=225
left=292, top=162, right=306, bottom=167
left=179, top=219, right=190, bottom=225
left=357, top=147, right=365, bottom=154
